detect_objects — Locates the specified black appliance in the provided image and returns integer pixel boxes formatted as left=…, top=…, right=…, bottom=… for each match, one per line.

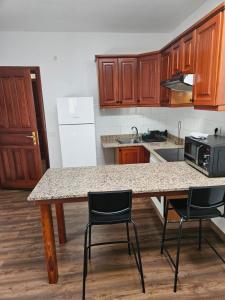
left=154, top=148, right=184, bottom=162
left=142, top=130, right=167, bottom=142
left=184, top=135, right=225, bottom=177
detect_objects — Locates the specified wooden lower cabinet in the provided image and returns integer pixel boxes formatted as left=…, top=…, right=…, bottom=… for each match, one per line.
left=115, top=146, right=150, bottom=164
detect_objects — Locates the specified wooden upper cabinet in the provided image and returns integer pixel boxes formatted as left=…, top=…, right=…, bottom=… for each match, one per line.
left=96, top=2, right=225, bottom=110
left=181, top=30, right=196, bottom=74
left=161, top=49, right=172, bottom=81
left=160, top=49, right=172, bottom=106
left=97, top=58, right=119, bottom=107
left=194, top=13, right=222, bottom=107
left=139, top=54, right=160, bottom=106
left=171, top=41, right=182, bottom=75
left=118, top=58, right=138, bottom=105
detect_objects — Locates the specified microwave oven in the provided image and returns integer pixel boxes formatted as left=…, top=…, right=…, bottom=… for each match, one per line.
left=184, top=135, right=225, bottom=177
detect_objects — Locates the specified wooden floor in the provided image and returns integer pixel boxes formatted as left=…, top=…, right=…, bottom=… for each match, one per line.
left=1, top=190, right=225, bottom=299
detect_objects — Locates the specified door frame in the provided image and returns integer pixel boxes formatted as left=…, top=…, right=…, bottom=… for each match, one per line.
left=30, top=66, right=50, bottom=169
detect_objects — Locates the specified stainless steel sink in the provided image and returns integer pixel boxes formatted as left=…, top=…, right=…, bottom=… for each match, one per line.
left=117, top=138, right=141, bottom=144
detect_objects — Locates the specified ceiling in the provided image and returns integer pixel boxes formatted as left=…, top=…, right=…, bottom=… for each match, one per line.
left=0, top=0, right=207, bottom=33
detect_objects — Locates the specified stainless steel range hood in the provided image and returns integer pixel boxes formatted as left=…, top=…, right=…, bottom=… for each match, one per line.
left=161, top=73, right=194, bottom=92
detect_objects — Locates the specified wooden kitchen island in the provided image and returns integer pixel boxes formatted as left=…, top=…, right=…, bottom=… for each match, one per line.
left=28, top=161, right=225, bottom=284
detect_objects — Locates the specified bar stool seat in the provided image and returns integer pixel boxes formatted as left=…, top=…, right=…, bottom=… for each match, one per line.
left=161, top=185, right=225, bottom=293
left=82, top=190, right=145, bottom=300
left=170, top=199, right=222, bottom=219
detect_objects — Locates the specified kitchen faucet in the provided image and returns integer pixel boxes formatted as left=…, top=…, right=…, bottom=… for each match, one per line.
left=131, top=126, right=140, bottom=142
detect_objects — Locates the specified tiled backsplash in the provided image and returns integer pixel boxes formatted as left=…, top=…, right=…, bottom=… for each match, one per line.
left=97, top=106, right=225, bottom=165
left=159, top=107, right=225, bottom=138
left=95, top=107, right=166, bottom=165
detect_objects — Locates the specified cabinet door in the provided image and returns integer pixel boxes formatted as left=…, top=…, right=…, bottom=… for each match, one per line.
left=139, top=54, right=160, bottom=106
left=97, top=58, right=119, bottom=107
left=181, top=31, right=196, bottom=73
left=171, top=41, right=182, bottom=75
left=118, top=147, right=140, bottom=164
left=140, top=147, right=150, bottom=163
left=160, top=50, right=172, bottom=106
left=118, top=58, right=138, bottom=105
left=194, top=14, right=222, bottom=106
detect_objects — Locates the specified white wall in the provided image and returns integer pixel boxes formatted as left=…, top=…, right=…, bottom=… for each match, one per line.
left=0, top=31, right=170, bottom=166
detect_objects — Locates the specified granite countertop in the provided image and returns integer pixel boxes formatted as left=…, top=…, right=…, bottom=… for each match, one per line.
left=28, top=162, right=225, bottom=202
left=101, top=133, right=184, bottom=162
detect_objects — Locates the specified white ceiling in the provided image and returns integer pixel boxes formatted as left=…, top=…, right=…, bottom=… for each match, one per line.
left=0, top=0, right=207, bottom=33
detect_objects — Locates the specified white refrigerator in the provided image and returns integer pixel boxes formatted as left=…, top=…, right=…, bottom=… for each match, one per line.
left=57, top=97, right=97, bottom=167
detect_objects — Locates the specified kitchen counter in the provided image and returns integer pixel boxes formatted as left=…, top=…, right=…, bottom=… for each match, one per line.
left=101, top=133, right=183, bottom=162
left=28, top=158, right=225, bottom=285
left=28, top=161, right=225, bottom=202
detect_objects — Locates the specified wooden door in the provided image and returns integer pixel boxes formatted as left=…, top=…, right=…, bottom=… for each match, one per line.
left=97, top=58, right=119, bottom=107
left=139, top=54, right=160, bottom=106
left=194, top=14, right=222, bottom=106
left=0, top=67, right=42, bottom=188
left=160, top=49, right=172, bottom=106
left=118, top=58, right=138, bottom=105
left=181, top=31, right=196, bottom=73
left=171, top=40, right=182, bottom=75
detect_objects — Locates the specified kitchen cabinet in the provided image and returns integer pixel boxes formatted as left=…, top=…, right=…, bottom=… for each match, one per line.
left=97, top=58, right=119, bottom=107
left=96, top=54, right=160, bottom=108
left=194, top=13, right=225, bottom=110
left=160, top=49, right=172, bottom=106
left=97, top=56, right=138, bottom=108
left=171, top=41, right=182, bottom=76
left=115, top=146, right=150, bottom=164
left=181, top=30, right=196, bottom=74
left=118, top=58, right=138, bottom=105
left=139, top=54, right=161, bottom=106
left=96, top=3, right=225, bottom=111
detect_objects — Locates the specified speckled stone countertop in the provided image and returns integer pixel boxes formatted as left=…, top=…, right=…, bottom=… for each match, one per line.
left=28, top=162, right=225, bottom=202
left=101, top=133, right=184, bottom=162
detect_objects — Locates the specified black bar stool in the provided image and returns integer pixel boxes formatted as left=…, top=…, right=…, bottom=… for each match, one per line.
left=82, top=190, right=145, bottom=299
left=161, top=185, right=225, bottom=292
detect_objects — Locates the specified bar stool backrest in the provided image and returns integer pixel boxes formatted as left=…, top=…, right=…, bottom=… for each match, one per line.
left=188, top=185, right=225, bottom=217
left=88, top=190, right=132, bottom=223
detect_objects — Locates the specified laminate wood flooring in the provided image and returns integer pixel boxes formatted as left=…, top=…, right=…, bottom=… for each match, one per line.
left=1, top=190, right=225, bottom=299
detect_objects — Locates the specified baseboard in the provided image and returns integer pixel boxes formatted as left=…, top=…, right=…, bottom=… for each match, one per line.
left=209, top=220, right=225, bottom=242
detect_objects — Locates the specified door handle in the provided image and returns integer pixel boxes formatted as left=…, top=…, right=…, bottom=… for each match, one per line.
left=25, top=131, right=37, bottom=145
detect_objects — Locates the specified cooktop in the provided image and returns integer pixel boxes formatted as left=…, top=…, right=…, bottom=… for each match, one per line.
left=154, top=148, right=184, bottom=162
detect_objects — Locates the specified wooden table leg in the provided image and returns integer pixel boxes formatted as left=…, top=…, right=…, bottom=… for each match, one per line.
left=55, top=203, right=67, bottom=244
left=40, top=204, right=58, bottom=284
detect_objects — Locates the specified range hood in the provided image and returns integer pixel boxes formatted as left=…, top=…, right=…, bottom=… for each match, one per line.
left=161, top=73, right=194, bottom=92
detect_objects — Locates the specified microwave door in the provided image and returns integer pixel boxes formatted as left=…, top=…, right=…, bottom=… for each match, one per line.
left=196, top=145, right=204, bottom=165
left=185, top=141, right=198, bottom=162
